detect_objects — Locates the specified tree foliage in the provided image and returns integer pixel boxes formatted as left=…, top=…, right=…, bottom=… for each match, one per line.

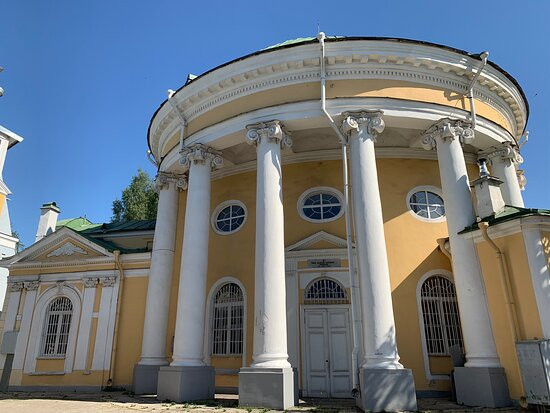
left=111, top=169, right=158, bottom=222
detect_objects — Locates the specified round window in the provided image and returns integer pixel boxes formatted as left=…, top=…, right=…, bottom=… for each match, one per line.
left=298, top=188, right=344, bottom=223
left=408, top=189, right=445, bottom=220
left=212, top=201, right=247, bottom=234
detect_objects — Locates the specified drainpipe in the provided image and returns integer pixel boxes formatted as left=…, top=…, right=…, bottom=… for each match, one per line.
left=477, top=222, right=522, bottom=341
left=467, top=52, right=489, bottom=130
left=167, top=89, right=187, bottom=150
left=106, top=250, right=125, bottom=388
left=317, top=31, right=361, bottom=396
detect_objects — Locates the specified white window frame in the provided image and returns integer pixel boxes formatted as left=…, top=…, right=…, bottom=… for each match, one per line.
left=211, top=200, right=248, bottom=235
left=40, top=296, right=73, bottom=358
left=207, top=278, right=246, bottom=360
left=416, top=269, right=462, bottom=381
left=406, top=186, right=446, bottom=223
left=297, top=187, right=345, bottom=223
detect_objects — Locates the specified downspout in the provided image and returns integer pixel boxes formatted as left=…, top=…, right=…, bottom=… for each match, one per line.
left=477, top=222, right=522, bottom=341
left=467, top=51, right=489, bottom=130
left=167, top=89, right=187, bottom=150
left=106, top=250, right=125, bottom=388
left=317, top=32, right=361, bottom=396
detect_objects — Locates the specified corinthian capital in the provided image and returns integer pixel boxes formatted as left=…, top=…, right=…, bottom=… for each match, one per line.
left=484, top=142, right=523, bottom=166
left=25, top=281, right=40, bottom=291
left=245, top=120, right=292, bottom=148
left=180, top=144, right=223, bottom=170
left=9, top=282, right=24, bottom=292
left=154, top=172, right=188, bottom=193
left=341, top=111, right=385, bottom=142
left=420, top=119, right=474, bottom=151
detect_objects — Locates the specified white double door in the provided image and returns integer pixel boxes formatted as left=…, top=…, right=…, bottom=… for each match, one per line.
left=302, top=306, right=352, bottom=398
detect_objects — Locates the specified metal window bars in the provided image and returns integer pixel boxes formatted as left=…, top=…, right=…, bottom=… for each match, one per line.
left=420, top=276, right=464, bottom=355
left=304, top=278, right=348, bottom=305
left=212, top=283, right=244, bottom=355
left=42, top=297, right=73, bottom=357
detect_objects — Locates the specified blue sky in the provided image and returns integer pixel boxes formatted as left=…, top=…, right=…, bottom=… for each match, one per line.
left=1, top=0, right=549, bottom=247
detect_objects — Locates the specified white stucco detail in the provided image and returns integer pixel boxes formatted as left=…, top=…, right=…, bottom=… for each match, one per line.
left=46, top=242, right=87, bottom=258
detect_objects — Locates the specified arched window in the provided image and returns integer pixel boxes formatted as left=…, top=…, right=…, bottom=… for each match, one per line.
left=211, top=283, right=244, bottom=355
left=304, top=278, right=348, bottom=305
left=420, top=276, right=463, bottom=355
left=41, top=297, right=73, bottom=357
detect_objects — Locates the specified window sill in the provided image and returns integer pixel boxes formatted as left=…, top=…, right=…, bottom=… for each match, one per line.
left=36, top=356, right=66, bottom=360
left=210, top=354, right=243, bottom=358
left=29, top=371, right=65, bottom=376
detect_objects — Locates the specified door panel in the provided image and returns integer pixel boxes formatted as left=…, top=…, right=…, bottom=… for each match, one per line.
left=327, top=308, right=352, bottom=398
left=304, top=309, right=330, bottom=397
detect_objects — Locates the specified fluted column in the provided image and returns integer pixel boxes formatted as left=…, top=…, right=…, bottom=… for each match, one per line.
left=139, top=173, right=186, bottom=366
left=342, top=111, right=402, bottom=369
left=485, top=142, right=524, bottom=207
left=171, top=145, right=222, bottom=366
left=421, top=119, right=501, bottom=368
left=245, top=120, right=292, bottom=368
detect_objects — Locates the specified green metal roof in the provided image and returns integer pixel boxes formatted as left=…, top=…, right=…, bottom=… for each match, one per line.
left=80, top=219, right=156, bottom=234
left=460, top=206, right=550, bottom=234
left=56, top=217, right=98, bottom=231
left=263, top=36, right=342, bottom=50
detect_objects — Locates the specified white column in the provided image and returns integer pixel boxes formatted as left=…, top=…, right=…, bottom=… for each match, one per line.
left=139, top=173, right=186, bottom=366
left=342, top=111, right=402, bottom=369
left=171, top=144, right=221, bottom=366
left=486, top=143, right=524, bottom=207
left=246, top=120, right=292, bottom=368
left=13, top=281, right=39, bottom=370
left=523, top=226, right=550, bottom=338
left=74, top=277, right=97, bottom=370
left=422, top=119, right=500, bottom=368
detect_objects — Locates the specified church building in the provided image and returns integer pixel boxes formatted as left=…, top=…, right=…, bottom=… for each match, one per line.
left=1, top=35, right=549, bottom=412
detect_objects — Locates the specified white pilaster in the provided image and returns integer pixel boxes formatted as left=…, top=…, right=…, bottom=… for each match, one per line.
left=422, top=119, right=500, bottom=368
left=92, top=276, right=117, bottom=371
left=342, top=111, right=402, bottom=369
left=246, top=120, right=292, bottom=368
left=139, top=173, right=186, bottom=366
left=74, top=277, right=97, bottom=370
left=3, top=282, right=23, bottom=332
left=171, top=145, right=221, bottom=366
left=523, top=226, right=550, bottom=338
left=12, top=281, right=39, bottom=370
left=485, top=143, right=524, bottom=207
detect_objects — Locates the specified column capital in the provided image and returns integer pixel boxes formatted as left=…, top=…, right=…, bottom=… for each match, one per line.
left=25, top=281, right=40, bottom=291
left=483, top=142, right=523, bottom=166
left=180, top=144, right=223, bottom=170
left=9, top=281, right=24, bottom=292
left=154, top=172, right=188, bottom=193
left=82, top=277, right=99, bottom=288
left=420, top=118, right=474, bottom=150
left=245, top=120, right=292, bottom=148
left=99, top=276, right=116, bottom=287
left=342, top=110, right=385, bottom=142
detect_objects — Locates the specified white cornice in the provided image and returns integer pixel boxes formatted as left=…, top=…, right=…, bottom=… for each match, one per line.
left=461, top=215, right=550, bottom=243
left=151, top=40, right=526, bottom=160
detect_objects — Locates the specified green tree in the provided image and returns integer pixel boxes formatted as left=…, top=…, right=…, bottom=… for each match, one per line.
left=111, top=169, right=158, bottom=222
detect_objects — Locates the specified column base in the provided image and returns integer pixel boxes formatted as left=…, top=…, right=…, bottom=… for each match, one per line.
left=454, top=366, right=511, bottom=407
left=157, top=365, right=215, bottom=402
left=238, top=367, right=294, bottom=410
left=133, top=364, right=164, bottom=394
left=356, top=367, right=417, bottom=412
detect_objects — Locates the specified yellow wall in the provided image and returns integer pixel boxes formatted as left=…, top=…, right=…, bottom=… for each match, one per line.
left=476, top=232, right=544, bottom=399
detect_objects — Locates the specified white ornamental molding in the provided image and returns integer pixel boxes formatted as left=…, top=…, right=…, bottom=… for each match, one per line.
left=245, top=120, right=293, bottom=148
left=9, top=281, right=24, bottom=292
left=154, top=172, right=188, bottom=193
left=25, top=281, right=40, bottom=291
left=341, top=110, right=385, bottom=142
left=483, top=142, right=523, bottom=166
left=420, top=118, right=475, bottom=151
left=83, top=277, right=99, bottom=288
left=180, top=144, right=223, bottom=170
left=517, top=169, right=527, bottom=191
left=46, top=242, right=88, bottom=258
left=99, top=276, right=116, bottom=287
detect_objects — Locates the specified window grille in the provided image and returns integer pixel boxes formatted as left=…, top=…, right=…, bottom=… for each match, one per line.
left=420, top=276, right=463, bottom=355
left=302, top=192, right=342, bottom=221
left=42, top=297, right=73, bottom=357
left=212, top=283, right=244, bottom=355
left=409, top=190, right=445, bottom=219
left=215, top=204, right=246, bottom=233
left=304, top=278, right=348, bottom=304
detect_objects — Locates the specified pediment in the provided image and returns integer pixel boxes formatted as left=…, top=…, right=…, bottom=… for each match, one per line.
left=8, top=227, right=112, bottom=265
left=285, top=231, right=349, bottom=252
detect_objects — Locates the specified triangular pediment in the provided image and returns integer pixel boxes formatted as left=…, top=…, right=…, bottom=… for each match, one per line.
left=6, top=227, right=113, bottom=265
left=285, top=231, right=349, bottom=252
